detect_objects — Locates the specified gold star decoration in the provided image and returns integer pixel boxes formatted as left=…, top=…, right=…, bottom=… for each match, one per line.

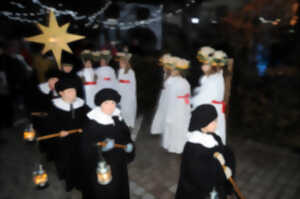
left=25, top=10, right=85, bottom=69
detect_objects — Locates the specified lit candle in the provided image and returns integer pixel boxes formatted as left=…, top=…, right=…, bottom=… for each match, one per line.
left=33, top=165, right=48, bottom=187
left=24, top=130, right=35, bottom=141
left=96, top=161, right=112, bottom=185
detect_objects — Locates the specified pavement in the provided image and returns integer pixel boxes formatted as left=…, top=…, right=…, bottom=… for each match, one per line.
left=1, top=112, right=300, bottom=199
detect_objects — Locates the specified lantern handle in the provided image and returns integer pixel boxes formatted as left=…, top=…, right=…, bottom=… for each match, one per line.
left=36, top=128, right=83, bottom=141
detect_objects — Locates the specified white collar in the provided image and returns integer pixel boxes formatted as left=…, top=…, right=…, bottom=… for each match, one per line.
left=52, top=97, right=85, bottom=111
left=187, top=131, right=219, bottom=148
left=38, top=82, right=58, bottom=96
left=87, top=107, right=122, bottom=125
left=38, top=82, right=51, bottom=94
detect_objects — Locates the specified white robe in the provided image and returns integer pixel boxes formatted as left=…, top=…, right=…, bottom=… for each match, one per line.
left=95, top=66, right=118, bottom=93
left=77, top=68, right=97, bottom=108
left=150, top=77, right=172, bottom=135
left=162, top=76, right=191, bottom=154
left=191, top=71, right=226, bottom=144
left=117, top=68, right=137, bottom=128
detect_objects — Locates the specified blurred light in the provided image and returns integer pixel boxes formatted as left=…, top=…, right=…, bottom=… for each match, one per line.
left=289, top=29, right=295, bottom=33
left=191, top=17, right=199, bottom=24
left=23, top=124, right=35, bottom=142
left=290, top=16, right=298, bottom=26
left=256, top=44, right=268, bottom=76
left=33, top=164, right=48, bottom=187
left=97, top=161, right=112, bottom=185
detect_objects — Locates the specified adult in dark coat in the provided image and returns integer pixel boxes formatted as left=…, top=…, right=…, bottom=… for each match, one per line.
left=44, top=78, right=90, bottom=191
left=80, top=89, right=135, bottom=199
left=175, top=104, right=235, bottom=199
left=30, top=68, right=61, bottom=111
left=28, top=68, right=61, bottom=158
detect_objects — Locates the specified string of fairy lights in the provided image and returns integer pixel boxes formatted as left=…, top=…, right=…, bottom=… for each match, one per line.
left=0, top=0, right=200, bottom=30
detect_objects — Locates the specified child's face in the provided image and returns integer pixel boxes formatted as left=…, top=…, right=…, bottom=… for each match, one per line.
left=84, top=60, right=92, bottom=68
left=119, top=59, right=127, bottom=68
left=201, top=64, right=211, bottom=74
left=171, top=69, right=180, bottom=76
left=203, top=119, right=217, bottom=133
left=100, top=59, right=107, bottom=66
left=59, top=88, right=77, bottom=103
left=100, top=100, right=116, bottom=115
left=63, top=65, right=73, bottom=73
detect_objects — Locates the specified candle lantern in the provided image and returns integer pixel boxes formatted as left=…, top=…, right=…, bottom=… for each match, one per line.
left=33, top=164, right=48, bottom=187
left=96, top=160, right=112, bottom=185
left=96, top=143, right=113, bottom=185
left=24, top=124, right=36, bottom=142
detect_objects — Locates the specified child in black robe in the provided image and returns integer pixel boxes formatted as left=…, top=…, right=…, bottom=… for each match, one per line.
left=29, top=68, right=61, bottom=158
left=175, top=104, right=235, bottom=199
left=45, top=77, right=90, bottom=191
left=80, top=88, right=135, bottom=199
left=60, top=60, right=84, bottom=99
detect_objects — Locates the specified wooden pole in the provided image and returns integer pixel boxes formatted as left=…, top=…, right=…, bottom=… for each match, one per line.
left=228, top=177, right=246, bottom=199
left=36, top=129, right=83, bottom=141
left=214, top=153, right=246, bottom=199
left=97, top=141, right=126, bottom=149
left=31, top=112, right=48, bottom=117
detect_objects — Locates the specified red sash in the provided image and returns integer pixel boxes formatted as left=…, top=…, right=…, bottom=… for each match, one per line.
left=103, top=77, right=111, bottom=81
left=177, top=93, right=190, bottom=105
left=212, top=100, right=226, bottom=113
left=84, top=81, right=96, bottom=85
left=119, top=79, right=130, bottom=84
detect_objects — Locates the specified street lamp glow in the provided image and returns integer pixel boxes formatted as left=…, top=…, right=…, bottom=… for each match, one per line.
left=191, top=17, right=200, bottom=24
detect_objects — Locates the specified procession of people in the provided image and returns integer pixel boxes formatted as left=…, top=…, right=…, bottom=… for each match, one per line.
left=1, top=37, right=237, bottom=199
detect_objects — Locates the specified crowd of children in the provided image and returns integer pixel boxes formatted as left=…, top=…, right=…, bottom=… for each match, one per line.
left=26, top=45, right=236, bottom=199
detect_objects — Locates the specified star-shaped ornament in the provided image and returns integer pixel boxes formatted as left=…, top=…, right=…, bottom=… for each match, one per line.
left=25, top=10, right=85, bottom=69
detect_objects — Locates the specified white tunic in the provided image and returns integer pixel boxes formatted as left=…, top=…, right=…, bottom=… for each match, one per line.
left=77, top=68, right=97, bottom=108
left=95, top=66, right=118, bottom=93
left=191, top=71, right=226, bottom=144
left=117, top=68, right=137, bottom=128
left=150, top=77, right=172, bottom=135
left=162, top=76, right=191, bottom=154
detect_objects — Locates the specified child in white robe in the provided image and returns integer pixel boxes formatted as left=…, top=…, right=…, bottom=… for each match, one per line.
left=161, top=55, right=191, bottom=154
left=192, top=47, right=227, bottom=144
left=116, top=52, right=137, bottom=129
left=150, top=54, right=172, bottom=135
left=77, top=50, right=97, bottom=108
left=93, top=50, right=118, bottom=92
left=117, top=52, right=137, bottom=128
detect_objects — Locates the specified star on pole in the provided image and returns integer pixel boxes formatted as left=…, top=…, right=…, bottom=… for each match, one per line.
left=25, top=10, right=85, bottom=69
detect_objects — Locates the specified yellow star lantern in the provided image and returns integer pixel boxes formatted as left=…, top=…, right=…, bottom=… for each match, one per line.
left=25, top=10, right=85, bottom=69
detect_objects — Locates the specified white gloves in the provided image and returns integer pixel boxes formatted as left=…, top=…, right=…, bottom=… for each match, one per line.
left=102, top=138, right=115, bottom=152
left=124, top=143, right=134, bottom=153
left=213, top=152, right=225, bottom=165
left=213, top=152, right=232, bottom=179
left=224, top=166, right=232, bottom=179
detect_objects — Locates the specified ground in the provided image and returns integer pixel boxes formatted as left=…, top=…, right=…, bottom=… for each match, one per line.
left=1, top=111, right=300, bottom=199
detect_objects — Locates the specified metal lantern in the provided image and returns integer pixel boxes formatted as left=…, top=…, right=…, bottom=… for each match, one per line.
left=24, top=124, right=36, bottom=142
left=96, top=160, right=112, bottom=185
left=33, top=164, right=48, bottom=187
